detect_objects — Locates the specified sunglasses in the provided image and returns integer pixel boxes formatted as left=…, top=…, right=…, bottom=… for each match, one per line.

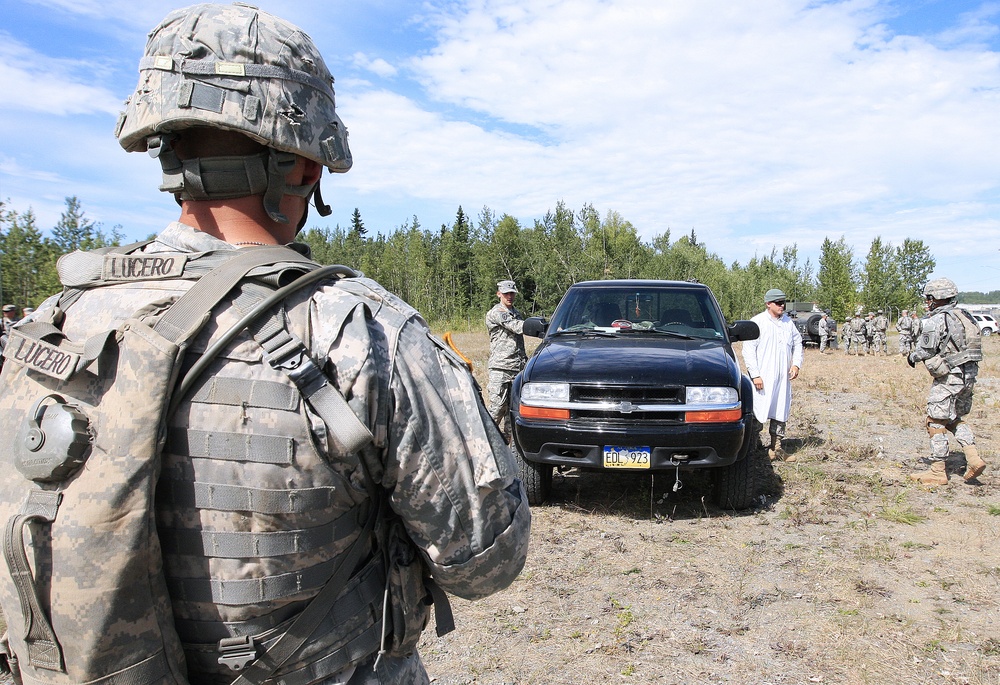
left=771, top=300, right=787, bottom=306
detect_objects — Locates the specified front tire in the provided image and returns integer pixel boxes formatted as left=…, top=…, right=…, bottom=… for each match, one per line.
left=514, top=445, right=552, bottom=505
left=713, top=430, right=759, bottom=511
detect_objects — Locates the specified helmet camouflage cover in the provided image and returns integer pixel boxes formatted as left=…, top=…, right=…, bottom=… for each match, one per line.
left=117, top=3, right=351, bottom=171
left=923, top=277, right=959, bottom=301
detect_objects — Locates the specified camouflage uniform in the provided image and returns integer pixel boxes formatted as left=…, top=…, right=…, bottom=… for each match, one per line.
left=909, top=304, right=980, bottom=455
left=850, top=315, right=867, bottom=355
left=873, top=311, right=888, bottom=355
left=908, top=288, right=984, bottom=483
left=24, top=222, right=532, bottom=684
left=818, top=315, right=830, bottom=352
left=486, top=299, right=527, bottom=441
left=0, top=5, right=531, bottom=683
left=896, top=311, right=913, bottom=355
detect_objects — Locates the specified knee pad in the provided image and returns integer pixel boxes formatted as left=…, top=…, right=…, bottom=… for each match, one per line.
left=925, top=417, right=948, bottom=437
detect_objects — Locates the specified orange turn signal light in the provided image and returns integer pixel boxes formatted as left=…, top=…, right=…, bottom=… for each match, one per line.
left=686, top=408, right=743, bottom=423
left=519, top=404, right=571, bottom=420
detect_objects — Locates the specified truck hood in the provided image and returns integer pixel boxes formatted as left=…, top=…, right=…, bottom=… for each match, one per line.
left=523, top=334, right=739, bottom=388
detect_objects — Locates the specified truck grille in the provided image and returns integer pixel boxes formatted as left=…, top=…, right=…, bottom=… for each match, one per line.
left=572, top=385, right=684, bottom=404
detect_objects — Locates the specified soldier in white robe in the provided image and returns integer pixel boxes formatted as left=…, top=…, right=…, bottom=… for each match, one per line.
left=742, top=288, right=803, bottom=461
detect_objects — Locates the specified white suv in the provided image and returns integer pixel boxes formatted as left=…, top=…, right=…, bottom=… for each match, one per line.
left=972, top=313, right=999, bottom=336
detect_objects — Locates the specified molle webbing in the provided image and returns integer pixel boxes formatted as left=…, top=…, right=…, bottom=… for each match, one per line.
left=167, top=428, right=293, bottom=464
left=159, top=509, right=359, bottom=559
left=158, top=480, right=338, bottom=514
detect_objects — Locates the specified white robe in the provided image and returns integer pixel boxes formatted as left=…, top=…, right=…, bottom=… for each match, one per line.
left=742, top=310, right=803, bottom=424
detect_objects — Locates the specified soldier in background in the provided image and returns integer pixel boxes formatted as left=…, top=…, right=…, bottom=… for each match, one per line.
left=828, top=315, right=839, bottom=350
left=863, top=312, right=876, bottom=354
left=843, top=318, right=853, bottom=354
left=1, top=304, right=17, bottom=336
left=851, top=314, right=867, bottom=355
left=818, top=312, right=831, bottom=353
left=908, top=278, right=986, bottom=485
left=896, top=309, right=913, bottom=355
left=873, top=309, right=888, bottom=355
left=486, top=280, right=528, bottom=442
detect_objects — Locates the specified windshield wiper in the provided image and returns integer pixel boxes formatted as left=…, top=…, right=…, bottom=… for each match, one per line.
left=551, top=328, right=618, bottom=338
left=649, top=329, right=697, bottom=339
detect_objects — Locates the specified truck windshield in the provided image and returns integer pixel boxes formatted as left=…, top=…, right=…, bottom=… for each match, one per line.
left=549, top=287, right=727, bottom=339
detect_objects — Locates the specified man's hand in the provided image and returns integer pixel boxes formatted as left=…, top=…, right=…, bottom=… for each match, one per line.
left=752, top=376, right=764, bottom=391
left=788, top=365, right=800, bottom=380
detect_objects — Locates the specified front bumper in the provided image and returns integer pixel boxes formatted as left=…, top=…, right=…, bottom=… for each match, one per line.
left=512, top=415, right=748, bottom=470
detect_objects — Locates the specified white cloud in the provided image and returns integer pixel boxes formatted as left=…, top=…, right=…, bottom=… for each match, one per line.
left=352, top=52, right=399, bottom=78
left=0, top=35, right=122, bottom=115
left=351, top=0, right=1000, bottom=273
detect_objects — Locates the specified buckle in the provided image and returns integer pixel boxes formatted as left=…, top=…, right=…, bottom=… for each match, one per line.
left=217, top=635, right=257, bottom=672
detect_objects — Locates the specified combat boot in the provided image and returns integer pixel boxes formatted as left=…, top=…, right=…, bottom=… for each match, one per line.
left=910, top=460, right=948, bottom=485
left=963, top=444, right=987, bottom=482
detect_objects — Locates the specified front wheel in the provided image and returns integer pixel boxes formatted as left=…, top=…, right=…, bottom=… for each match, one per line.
left=514, top=445, right=552, bottom=505
left=713, top=450, right=759, bottom=510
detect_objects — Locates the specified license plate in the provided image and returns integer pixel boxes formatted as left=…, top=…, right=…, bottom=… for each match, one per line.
left=603, top=446, right=651, bottom=469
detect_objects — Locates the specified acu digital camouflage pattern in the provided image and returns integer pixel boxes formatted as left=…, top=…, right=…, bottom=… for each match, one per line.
left=908, top=305, right=983, bottom=459
left=116, top=3, right=352, bottom=173
left=485, top=302, right=527, bottom=440
left=0, top=222, right=530, bottom=685
left=0, top=288, right=195, bottom=684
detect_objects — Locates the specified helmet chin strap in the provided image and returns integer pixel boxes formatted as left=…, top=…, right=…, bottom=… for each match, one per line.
left=148, top=134, right=331, bottom=229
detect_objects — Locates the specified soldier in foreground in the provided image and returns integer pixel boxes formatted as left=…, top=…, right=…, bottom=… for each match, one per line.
left=486, top=280, right=528, bottom=442
left=908, top=278, right=987, bottom=485
left=0, top=5, right=529, bottom=684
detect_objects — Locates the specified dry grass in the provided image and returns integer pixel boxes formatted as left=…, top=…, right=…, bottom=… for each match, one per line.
left=422, top=330, right=1000, bottom=685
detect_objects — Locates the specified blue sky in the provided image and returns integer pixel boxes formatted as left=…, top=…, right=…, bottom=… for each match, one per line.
left=3, top=0, right=1000, bottom=292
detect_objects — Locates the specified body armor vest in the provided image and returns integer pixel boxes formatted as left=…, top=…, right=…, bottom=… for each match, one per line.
left=0, top=243, right=390, bottom=685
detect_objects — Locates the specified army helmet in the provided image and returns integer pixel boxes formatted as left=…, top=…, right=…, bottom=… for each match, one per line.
left=923, top=277, right=959, bottom=302
left=116, top=3, right=351, bottom=224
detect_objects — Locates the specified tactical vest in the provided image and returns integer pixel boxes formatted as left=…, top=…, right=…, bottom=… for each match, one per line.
left=942, top=307, right=983, bottom=368
left=0, top=242, right=434, bottom=685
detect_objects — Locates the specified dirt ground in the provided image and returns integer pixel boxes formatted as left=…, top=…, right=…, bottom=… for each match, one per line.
left=2, top=333, right=998, bottom=685
left=418, top=331, right=1000, bottom=685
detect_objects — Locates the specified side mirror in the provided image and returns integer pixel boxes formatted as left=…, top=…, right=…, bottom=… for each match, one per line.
left=522, top=317, right=548, bottom=338
left=728, top=320, right=759, bottom=342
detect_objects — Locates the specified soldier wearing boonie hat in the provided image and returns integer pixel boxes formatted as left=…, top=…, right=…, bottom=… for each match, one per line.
left=486, top=279, right=527, bottom=441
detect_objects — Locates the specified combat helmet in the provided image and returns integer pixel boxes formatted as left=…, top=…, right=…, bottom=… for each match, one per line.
left=116, top=3, right=351, bottom=226
left=923, top=277, right=959, bottom=303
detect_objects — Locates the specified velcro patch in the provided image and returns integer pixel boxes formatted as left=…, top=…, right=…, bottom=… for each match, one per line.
left=2, top=331, right=79, bottom=380
left=103, top=254, right=188, bottom=282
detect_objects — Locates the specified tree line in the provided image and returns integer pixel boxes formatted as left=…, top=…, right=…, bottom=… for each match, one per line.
left=2, top=197, right=939, bottom=326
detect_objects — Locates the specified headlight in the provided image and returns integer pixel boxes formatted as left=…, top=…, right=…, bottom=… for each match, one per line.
left=520, top=382, right=570, bottom=403
left=686, top=386, right=738, bottom=405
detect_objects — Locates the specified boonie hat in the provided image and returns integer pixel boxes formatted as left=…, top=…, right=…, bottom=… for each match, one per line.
left=497, top=280, right=518, bottom=294
left=764, top=288, right=787, bottom=303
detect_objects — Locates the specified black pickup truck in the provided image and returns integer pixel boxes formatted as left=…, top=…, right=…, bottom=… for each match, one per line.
left=511, top=280, right=762, bottom=509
